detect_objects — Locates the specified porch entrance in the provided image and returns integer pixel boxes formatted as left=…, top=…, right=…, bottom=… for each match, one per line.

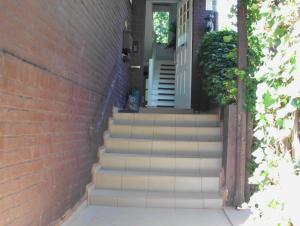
left=145, top=0, right=193, bottom=109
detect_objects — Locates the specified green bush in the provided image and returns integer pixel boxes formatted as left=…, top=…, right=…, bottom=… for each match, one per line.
left=198, top=30, right=238, bottom=106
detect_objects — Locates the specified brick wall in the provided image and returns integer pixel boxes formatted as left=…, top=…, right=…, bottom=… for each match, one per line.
left=0, top=1, right=131, bottom=225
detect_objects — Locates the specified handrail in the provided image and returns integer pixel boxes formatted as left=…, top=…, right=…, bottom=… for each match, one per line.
left=93, top=57, right=122, bottom=131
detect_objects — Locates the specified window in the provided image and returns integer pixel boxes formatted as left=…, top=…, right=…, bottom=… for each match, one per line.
left=153, top=11, right=170, bottom=44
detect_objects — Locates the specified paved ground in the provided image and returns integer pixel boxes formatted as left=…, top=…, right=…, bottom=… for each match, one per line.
left=63, top=206, right=235, bottom=226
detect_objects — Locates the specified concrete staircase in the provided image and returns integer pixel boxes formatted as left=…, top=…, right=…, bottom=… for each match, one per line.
left=88, top=109, right=223, bottom=209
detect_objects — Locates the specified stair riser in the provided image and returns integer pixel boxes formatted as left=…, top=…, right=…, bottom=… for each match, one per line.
left=113, top=113, right=220, bottom=127
left=154, top=85, right=175, bottom=89
left=157, top=79, right=175, bottom=84
left=105, top=138, right=222, bottom=156
left=100, top=154, right=221, bottom=173
left=114, top=120, right=220, bottom=127
left=151, top=95, right=175, bottom=101
left=109, top=125, right=221, bottom=141
left=139, top=108, right=194, bottom=114
left=94, top=173, right=219, bottom=193
left=151, top=90, right=175, bottom=95
left=159, top=75, right=175, bottom=79
left=90, top=194, right=222, bottom=209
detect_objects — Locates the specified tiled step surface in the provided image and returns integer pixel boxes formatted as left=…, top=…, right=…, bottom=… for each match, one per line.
left=139, top=107, right=193, bottom=114
left=94, top=169, right=219, bottom=193
left=90, top=189, right=222, bottom=209
left=105, top=137, right=222, bottom=156
left=100, top=152, right=222, bottom=173
left=109, top=124, right=221, bottom=141
left=112, top=112, right=220, bottom=127
left=88, top=110, right=223, bottom=209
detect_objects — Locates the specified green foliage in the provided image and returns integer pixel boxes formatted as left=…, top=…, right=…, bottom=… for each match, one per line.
left=153, top=12, right=170, bottom=44
left=244, top=1, right=300, bottom=225
left=166, top=22, right=177, bottom=49
left=198, top=30, right=238, bottom=106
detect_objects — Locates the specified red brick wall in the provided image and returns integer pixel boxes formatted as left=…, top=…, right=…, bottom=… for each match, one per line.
left=0, top=1, right=131, bottom=225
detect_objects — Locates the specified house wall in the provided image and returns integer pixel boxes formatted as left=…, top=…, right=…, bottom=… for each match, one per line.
left=130, top=0, right=147, bottom=102
left=191, top=0, right=211, bottom=110
left=0, top=1, right=131, bottom=225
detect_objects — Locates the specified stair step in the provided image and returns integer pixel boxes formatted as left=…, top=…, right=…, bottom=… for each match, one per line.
left=151, top=90, right=176, bottom=95
left=113, top=113, right=220, bottom=127
left=158, top=87, right=175, bottom=91
left=160, top=77, right=175, bottom=80
left=94, top=169, right=219, bottom=193
left=160, top=63, right=176, bottom=67
left=160, top=68, right=175, bottom=71
left=159, top=79, right=175, bottom=84
left=109, top=124, right=221, bottom=141
left=159, top=75, right=176, bottom=79
left=90, top=189, right=223, bottom=209
left=158, top=81, right=175, bottom=86
left=157, top=84, right=175, bottom=89
left=100, top=152, right=222, bottom=173
left=151, top=95, right=175, bottom=101
left=155, top=101, right=175, bottom=107
left=160, top=72, right=175, bottom=76
left=105, top=137, right=222, bottom=156
left=139, top=108, right=193, bottom=114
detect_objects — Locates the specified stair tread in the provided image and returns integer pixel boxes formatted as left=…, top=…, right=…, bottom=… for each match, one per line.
left=102, top=152, right=222, bottom=159
left=114, top=112, right=219, bottom=120
left=91, top=189, right=222, bottom=199
left=97, top=168, right=219, bottom=178
left=111, top=124, right=220, bottom=129
left=106, top=136, right=222, bottom=144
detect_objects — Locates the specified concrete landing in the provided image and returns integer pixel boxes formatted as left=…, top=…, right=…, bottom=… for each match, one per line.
left=62, top=206, right=233, bottom=226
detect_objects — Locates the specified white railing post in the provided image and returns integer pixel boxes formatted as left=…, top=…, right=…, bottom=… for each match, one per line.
left=147, top=42, right=157, bottom=107
left=148, top=58, right=154, bottom=106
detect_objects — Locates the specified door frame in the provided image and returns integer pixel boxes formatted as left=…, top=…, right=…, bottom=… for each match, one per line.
left=144, top=0, right=180, bottom=64
left=144, top=0, right=193, bottom=109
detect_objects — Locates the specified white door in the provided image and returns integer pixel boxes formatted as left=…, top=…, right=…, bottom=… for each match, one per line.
left=175, top=0, right=193, bottom=109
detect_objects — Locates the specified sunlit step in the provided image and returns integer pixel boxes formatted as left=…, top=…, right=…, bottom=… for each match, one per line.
left=104, top=136, right=222, bottom=156
left=94, top=169, right=220, bottom=193
left=113, top=112, right=220, bottom=127
left=89, top=189, right=223, bottom=209
left=100, top=152, right=222, bottom=173
left=109, top=124, right=221, bottom=141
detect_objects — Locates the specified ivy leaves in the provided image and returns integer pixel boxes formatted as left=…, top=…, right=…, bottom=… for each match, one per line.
left=247, top=0, right=300, bottom=225
left=198, top=30, right=238, bottom=106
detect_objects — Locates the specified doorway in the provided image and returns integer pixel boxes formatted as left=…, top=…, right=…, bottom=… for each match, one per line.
left=144, top=0, right=193, bottom=109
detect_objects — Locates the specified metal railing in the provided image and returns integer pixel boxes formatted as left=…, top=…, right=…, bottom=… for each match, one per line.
left=94, top=58, right=121, bottom=132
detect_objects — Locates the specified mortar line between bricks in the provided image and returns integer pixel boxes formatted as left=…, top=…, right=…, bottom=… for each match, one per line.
left=0, top=48, right=105, bottom=96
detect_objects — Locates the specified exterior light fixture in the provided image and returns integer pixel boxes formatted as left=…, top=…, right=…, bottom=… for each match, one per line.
left=205, top=14, right=215, bottom=32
